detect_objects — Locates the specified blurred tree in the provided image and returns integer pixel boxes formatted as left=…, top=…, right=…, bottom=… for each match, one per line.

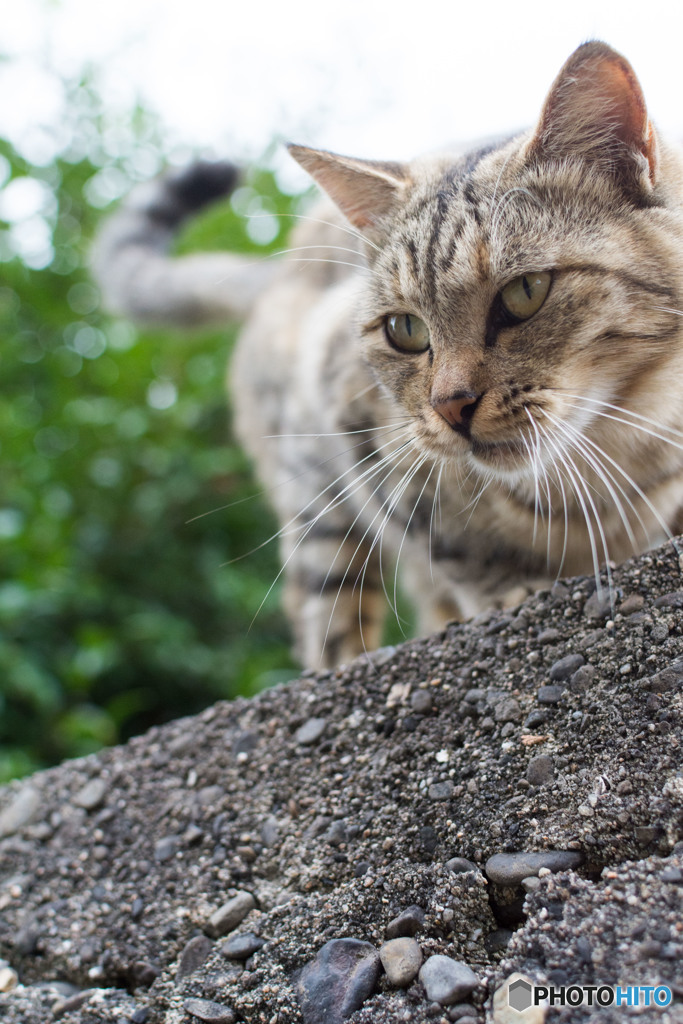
left=0, top=74, right=302, bottom=782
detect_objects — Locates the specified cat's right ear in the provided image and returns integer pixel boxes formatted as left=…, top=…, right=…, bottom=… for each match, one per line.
left=288, top=144, right=409, bottom=238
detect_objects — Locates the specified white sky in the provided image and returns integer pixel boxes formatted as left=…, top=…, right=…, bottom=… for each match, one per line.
left=2, top=0, right=683, bottom=191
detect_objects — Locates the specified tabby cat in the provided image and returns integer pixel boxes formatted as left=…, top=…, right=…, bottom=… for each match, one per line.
left=95, top=42, right=683, bottom=668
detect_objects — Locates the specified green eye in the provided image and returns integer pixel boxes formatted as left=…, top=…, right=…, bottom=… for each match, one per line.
left=385, top=313, right=431, bottom=353
left=500, top=271, right=552, bottom=320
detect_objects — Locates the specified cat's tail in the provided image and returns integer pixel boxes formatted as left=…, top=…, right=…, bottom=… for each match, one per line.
left=92, top=161, right=278, bottom=328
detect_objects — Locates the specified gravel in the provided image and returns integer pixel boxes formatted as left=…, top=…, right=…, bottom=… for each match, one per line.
left=0, top=540, right=682, bottom=1023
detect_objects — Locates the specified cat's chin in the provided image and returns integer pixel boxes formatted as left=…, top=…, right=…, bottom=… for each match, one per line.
left=467, top=438, right=530, bottom=480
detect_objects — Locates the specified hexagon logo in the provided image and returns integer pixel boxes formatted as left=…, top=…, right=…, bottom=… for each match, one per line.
left=509, top=978, right=533, bottom=1012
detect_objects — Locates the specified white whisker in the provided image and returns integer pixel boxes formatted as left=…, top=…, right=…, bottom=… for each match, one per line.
left=557, top=392, right=683, bottom=448
left=248, top=210, right=382, bottom=253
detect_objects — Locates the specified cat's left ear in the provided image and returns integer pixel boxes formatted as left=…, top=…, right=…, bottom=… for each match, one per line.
left=288, top=144, right=410, bottom=238
left=527, top=41, right=659, bottom=196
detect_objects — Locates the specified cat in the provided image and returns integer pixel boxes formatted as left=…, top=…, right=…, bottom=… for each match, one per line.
left=94, top=41, right=683, bottom=669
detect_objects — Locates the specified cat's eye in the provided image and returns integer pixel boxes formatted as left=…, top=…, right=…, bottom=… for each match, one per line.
left=385, top=313, right=431, bottom=353
left=500, top=271, right=552, bottom=320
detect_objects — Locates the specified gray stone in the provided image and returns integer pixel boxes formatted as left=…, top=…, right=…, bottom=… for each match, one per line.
left=296, top=938, right=381, bottom=1024
left=648, top=662, right=683, bottom=692
left=619, top=594, right=644, bottom=615
left=183, top=997, right=236, bottom=1023
left=0, top=785, right=42, bottom=838
left=73, top=777, right=108, bottom=811
left=536, top=685, right=565, bottom=705
left=536, top=628, right=560, bottom=643
left=525, top=754, right=554, bottom=786
left=379, top=937, right=422, bottom=986
left=584, top=590, right=614, bottom=619
left=549, top=654, right=584, bottom=680
left=52, top=991, right=93, bottom=1019
left=418, top=954, right=479, bottom=1005
left=445, top=857, right=479, bottom=875
left=154, top=835, right=178, bottom=862
left=494, top=698, right=522, bottom=723
left=569, top=664, right=595, bottom=692
left=176, top=935, right=214, bottom=980
left=428, top=781, right=454, bottom=801
left=220, top=932, right=265, bottom=960
left=485, top=850, right=583, bottom=886
left=295, top=718, right=327, bottom=745
left=206, top=891, right=255, bottom=938
left=410, top=689, right=433, bottom=714
left=447, top=1005, right=479, bottom=1022
left=325, top=820, right=348, bottom=846
left=385, top=905, right=426, bottom=938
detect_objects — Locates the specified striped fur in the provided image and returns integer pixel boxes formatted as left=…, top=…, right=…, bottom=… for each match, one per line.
left=96, top=43, right=683, bottom=667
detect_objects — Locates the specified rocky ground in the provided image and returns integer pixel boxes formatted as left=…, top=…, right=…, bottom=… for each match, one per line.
left=0, top=541, right=682, bottom=1024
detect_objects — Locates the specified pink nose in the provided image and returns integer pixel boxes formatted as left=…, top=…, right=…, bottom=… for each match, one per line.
left=432, top=392, right=481, bottom=429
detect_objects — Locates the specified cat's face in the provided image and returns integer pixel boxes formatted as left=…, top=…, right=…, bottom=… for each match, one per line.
left=290, top=41, right=683, bottom=490
left=359, top=148, right=679, bottom=483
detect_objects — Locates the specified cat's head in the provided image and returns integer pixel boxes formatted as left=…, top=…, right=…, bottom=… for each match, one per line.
left=289, top=42, right=683, bottom=486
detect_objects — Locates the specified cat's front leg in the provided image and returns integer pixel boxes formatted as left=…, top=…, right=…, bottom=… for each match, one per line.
left=280, top=522, right=387, bottom=670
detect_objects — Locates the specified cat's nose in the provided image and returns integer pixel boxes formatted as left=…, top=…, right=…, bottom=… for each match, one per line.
left=432, top=391, right=482, bottom=433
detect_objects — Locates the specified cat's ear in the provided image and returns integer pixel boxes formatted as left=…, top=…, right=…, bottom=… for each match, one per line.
left=288, top=144, right=409, bottom=236
left=527, top=41, right=658, bottom=194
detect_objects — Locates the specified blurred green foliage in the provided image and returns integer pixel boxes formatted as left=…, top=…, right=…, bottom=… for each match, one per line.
left=0, top=76, right=302, bottom=782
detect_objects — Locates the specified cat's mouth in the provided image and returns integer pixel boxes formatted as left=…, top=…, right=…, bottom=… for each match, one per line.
left=469, top=437, right=529, bottom=471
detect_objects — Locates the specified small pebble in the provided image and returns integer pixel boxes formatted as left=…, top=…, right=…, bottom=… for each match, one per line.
left=536, top=685, right=564, bottom=705
left=220, top=932, right=265, bottom=960
left=386, top=905, right=426, bottom=939
left=379, top=937, right=423, bottom=986
left=583, top=590, right=613, bottom=619
left=419, top=954, right=480, bottom=1005
left=295, top=718, right=327, bottom=745
left=485, top=850, right=583, bottom=886
left=73, top=778, right=108, bottom=811
left=653, top=590, right=683, bottom=609
left=206, top=891, right=255, bottom=938
left=325, top=820, right=348, bottom=846
left=548, top=654, right=584, bottom=680
left=154, top=836, right=178, bottom=862
left=525, top=754, right=554, bottom=787
left=52, top=992, right=92, bottom=1019
left=569, top=665, right=595, bottom=692
left=648, top=663, right=683, bottom=692
left=411, top=690, right=433, bottom=714
left=447, top=1005, right=480, bottom=1022
left=0, top=785, right=42, bottom=838
left=445, top=857, right=479, bottom=875
left=296, top=938, right=381, bottom=1024
left=619, top=594, right=644, bottom=615
left=183, top=997, right=236, bottom=1023
left=0, top=966, right=18, bottom=992
left=429, top=781, right=454, bottom=801
left=494, top=698, right=522, bottom=723
left=176, top=935, right=214, bottom=980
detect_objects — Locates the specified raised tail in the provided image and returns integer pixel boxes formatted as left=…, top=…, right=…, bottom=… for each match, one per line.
left=92, top=161, right=278, bottom=328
